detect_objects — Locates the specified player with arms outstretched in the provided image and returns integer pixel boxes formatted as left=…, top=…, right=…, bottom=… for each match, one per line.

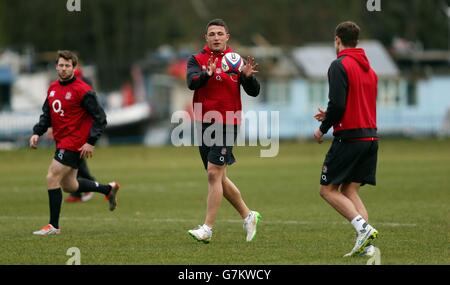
left=186, top=19, right=261, bottom=243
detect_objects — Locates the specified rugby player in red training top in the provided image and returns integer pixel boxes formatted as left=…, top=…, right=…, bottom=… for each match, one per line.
left=186, top=19, right=261, bottom=243
left=29, top=50, right=120, bottom=236
left=313, top=22, right=379, bottom=257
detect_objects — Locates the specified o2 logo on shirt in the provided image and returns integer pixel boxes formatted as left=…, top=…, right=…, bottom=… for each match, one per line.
left=52, top=99, right=65, bottom=117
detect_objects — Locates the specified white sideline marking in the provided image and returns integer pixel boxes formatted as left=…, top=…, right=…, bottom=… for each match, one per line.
left=0, top=216, right=417, bottom=227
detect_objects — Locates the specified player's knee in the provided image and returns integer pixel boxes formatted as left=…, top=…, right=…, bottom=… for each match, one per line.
left=207, top=168, right=222, bottom=184
left=46, top=172, right=59, bottom=186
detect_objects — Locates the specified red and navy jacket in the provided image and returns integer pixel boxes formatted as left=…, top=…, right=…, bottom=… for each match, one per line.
left=33, top=76, right=107, bottom=151
left=320, top=48, right=378, bottom=139
left=186, top=45, right=260, bottom=125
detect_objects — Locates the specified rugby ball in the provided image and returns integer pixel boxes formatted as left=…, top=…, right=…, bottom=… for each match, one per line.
left=221, top=52, right=244, bottom=74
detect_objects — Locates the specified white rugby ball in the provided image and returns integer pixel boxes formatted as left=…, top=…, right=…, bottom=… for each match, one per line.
left=221, top=52, right=244, bottom=74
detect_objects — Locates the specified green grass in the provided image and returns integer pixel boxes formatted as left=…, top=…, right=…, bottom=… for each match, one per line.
left=0, top=139, right=449, bottom=264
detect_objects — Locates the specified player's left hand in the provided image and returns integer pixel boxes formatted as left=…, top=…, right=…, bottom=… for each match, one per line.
left=79, top=143, right=95, bottom=159
left=241, top=56, right=259, bottom=78
left=314, top=128, right=324, bottom=144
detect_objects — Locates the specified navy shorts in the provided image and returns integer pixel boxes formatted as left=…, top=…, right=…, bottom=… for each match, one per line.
left=54, top=149, right=83, bottom=169
left=320, top=138, right=378, bottom=186
left=198, top=123, right=238, bottom=169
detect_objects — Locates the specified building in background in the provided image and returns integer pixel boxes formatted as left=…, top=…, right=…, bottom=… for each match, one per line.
left=239, top=41, right=450, bottom=139
left=1, top=39, right=450, bottom=147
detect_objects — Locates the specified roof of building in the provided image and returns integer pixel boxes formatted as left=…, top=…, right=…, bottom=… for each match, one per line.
left=292, top=40, right=399, bottom=78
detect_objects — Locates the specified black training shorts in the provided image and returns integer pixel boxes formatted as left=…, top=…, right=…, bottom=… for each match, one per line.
left=54, top=149, right=83, bottom=169
left=320, top=138, right=378, bottom=186
left=198, top=123, right=238, bottom=170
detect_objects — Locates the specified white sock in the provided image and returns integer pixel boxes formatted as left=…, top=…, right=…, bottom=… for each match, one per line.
left=245, top=211, right=253, bottom=221
left=351, top=215, right=367, bottom=233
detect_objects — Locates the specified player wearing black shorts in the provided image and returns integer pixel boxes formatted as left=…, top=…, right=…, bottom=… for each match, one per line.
left=320, top=138, right=378, bottom=187
left=198, top=122, right=238, bottom=170
left=46, top=126, right=95, bottom=203
left=186, top=19, right=261, bottom=243
left=29, top=50, right=120, bottom=236
left=313, top=22, right=379, bottom=257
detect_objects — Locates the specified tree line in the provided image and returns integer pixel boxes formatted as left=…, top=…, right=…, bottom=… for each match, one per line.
left=0, top=0, right=448, bottom=89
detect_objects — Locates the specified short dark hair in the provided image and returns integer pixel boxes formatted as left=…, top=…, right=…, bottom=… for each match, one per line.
left=56, top=50, right=78, bottom=67
left=206, top=18, right=229, bottom=34
left=335, top=21, right=360, bottom=48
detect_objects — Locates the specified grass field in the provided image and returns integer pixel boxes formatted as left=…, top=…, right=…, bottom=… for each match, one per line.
left=0, top=139, right=449, bottom=265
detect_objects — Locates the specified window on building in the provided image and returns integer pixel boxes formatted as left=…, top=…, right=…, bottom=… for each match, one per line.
left=378, top=80, right=400, bottom=107
left=308, top=80, right=328, bottom=106
left=406, top=80, right=418, bottom=106
left=265, top=79, right=291, bottom=105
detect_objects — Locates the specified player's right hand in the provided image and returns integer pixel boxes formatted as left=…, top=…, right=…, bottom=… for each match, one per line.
left=206, top=57, right=218, bottom=76
left=314, top=107, right=326, bottom=122
left=29, top=135, right=39, bottom=149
